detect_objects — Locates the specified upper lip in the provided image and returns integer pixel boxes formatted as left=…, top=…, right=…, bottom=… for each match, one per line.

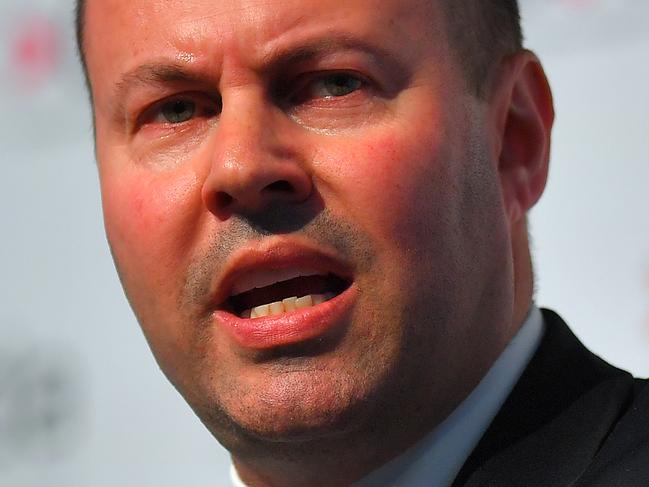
left=211, top=238, right=355, bottom=310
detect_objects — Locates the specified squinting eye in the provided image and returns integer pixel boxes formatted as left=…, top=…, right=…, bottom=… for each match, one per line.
left=312, top=74, right=363, bottom=98
left=159, top=99, right=196, bottom=124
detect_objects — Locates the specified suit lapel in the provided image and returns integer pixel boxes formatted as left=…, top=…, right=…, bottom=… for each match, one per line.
left=453, top=309, right=634, bottom=487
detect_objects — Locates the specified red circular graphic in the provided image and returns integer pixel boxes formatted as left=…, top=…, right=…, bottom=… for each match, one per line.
left=10, top=14, right=61, bottom=89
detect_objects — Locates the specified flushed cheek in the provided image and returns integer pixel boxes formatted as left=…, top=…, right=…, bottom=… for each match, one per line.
left=319, top=129, right=451, bottom=250
left=101, top=168, right=202, bottom=294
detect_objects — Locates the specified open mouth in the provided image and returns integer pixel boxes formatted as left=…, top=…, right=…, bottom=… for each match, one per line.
left=223, top=270, right=351, bottom=319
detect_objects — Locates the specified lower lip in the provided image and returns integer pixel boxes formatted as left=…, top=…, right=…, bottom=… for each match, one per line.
left=213, top=285, right=358, bottom=350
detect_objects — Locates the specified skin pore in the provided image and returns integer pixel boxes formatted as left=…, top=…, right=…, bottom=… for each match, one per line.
left=83, top=0, right=553, bottom=485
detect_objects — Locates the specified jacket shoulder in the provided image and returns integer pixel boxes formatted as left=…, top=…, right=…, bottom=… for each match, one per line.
left=455, top=309, right=645, bottom=487
left=575, top=377, right=649, bottom=486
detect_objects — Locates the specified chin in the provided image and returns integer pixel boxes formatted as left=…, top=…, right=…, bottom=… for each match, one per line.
left=187, top=359, right=394, bottom=451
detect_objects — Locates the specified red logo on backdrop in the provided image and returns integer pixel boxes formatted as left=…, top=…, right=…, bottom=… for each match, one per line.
left=10, top=14, right=61, bottom=89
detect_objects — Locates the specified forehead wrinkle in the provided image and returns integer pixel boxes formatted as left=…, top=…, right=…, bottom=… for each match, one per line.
left=169, top=0, right=285, bottom=55
left=170, top=1, right=414, bottom=69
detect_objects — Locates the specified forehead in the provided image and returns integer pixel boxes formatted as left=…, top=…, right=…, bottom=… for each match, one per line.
left=84, top=0, right=448, bottom=94
left=84, top=0, right=440, bottom=45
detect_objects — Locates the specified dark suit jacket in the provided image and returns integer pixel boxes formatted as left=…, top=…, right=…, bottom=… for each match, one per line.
left=453, top=309, right=649, bottom=487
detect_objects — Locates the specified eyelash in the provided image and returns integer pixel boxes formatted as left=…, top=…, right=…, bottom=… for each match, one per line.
left=282, top=71, right=370, bottom=104
left=136, top=92, right=221, bottom=129
left=135, top=71, right=372, bottom=130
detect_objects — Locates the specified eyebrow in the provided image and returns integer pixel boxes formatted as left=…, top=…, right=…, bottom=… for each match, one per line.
left=111, top=34, right=407, bottom=117
left=112, top=63, right=212, bottom=117
left=261, top=35, right=403, bottom=72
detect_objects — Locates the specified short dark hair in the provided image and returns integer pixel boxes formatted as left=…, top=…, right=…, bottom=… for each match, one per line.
left=442, top=1, right=523, bottom=96
left=74, top=0, right=522, bottom=97
left=74, top=0, right=89, bottom=95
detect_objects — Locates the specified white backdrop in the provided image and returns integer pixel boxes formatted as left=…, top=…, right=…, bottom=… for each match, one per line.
left=1, top=1, right=648, bottom=486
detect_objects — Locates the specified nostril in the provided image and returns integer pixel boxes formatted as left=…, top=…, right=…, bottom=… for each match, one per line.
left=207, top=177, right=309, bottom=218
left=215, top=191, right=234, bottom=208
left=265, top=180, right=294, bottom=193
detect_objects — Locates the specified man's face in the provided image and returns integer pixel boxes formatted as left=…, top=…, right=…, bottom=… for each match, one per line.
left=86, top=0, right=515, bottom=451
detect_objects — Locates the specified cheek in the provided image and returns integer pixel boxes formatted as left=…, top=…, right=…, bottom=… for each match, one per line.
left=100, top=167, right=202, bottom=289
left=318, top=128, right=452, bottom=251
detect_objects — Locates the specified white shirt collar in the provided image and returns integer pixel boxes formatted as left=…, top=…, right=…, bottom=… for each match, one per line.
left=231, top=306, right=545, bottom=487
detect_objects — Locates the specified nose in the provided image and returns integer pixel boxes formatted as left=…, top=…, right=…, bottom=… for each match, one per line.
left=201, top=91, right=313, bottom=220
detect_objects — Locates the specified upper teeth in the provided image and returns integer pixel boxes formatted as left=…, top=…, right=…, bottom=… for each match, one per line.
left=242, top=293, right=334, bottom=319
left=231, top=268, right=324, bottom=296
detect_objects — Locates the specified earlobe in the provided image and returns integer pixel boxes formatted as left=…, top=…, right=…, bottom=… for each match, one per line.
left=490, top=50, right=555, bottom=225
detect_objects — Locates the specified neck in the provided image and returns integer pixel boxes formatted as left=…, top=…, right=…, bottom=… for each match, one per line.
left=511, top=219, right=534, bottom=331
left=231, top=395, right=461, bottom=487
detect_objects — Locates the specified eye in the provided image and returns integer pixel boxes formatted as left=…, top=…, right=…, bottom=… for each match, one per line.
left=284, top=72, right=367, bottom=106
left=158, top=99, right=196, bottom=124
left=309, top=73, right=363, bottom=99
left=134, top=93, right=221, bottom=132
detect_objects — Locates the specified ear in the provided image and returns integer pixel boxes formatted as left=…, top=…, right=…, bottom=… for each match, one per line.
left=488, top=50, right=555, bottom=225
